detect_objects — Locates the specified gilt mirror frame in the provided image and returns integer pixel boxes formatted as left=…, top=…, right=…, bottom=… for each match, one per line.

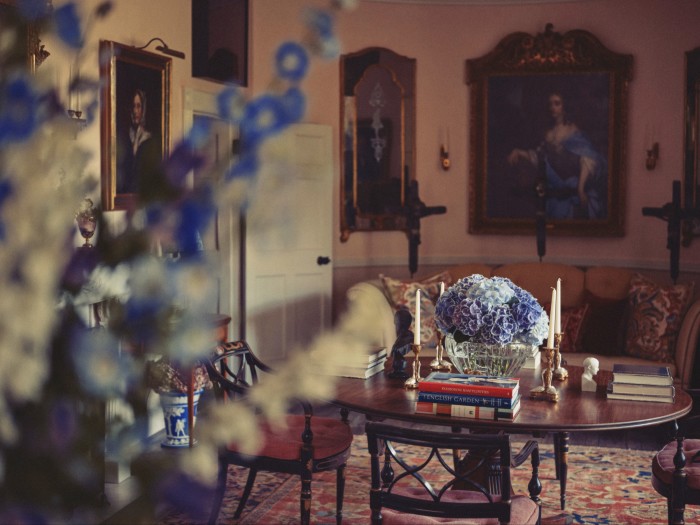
left=0, top=0, right=51, bottom=72
left=340, top=47, right=416, bottom=242
left=466, top=24, right=633, bottom=237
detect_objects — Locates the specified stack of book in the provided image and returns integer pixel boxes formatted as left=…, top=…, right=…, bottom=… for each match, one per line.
left=415, top=371, right=521, bottom=420
left=606, top=363, right=675, bottom=403
left=522, top=346, right=541, bottom=369
left=333, top=347, right=388, bottom=379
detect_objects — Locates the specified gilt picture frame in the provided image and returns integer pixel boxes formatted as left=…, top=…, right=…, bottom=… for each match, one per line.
left=466, top=24, right=633, bottom=236
left=100, top=40, right=171, bottom=211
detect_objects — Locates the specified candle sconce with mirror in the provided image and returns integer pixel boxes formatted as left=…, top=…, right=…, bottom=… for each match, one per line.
left=75, top=198, right=97, bottom=248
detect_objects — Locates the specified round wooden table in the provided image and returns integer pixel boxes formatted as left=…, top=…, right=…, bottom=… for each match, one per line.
left=332, top=358, right=692, bottom=510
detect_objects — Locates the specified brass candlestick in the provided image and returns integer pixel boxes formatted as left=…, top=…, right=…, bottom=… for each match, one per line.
left=429, top=333, right=452, bottom=371
left=530, top=346, right=559, bottom=402
left=404, top=343, right=422, bottom=389
left=553, top=332, right=568, bottom=381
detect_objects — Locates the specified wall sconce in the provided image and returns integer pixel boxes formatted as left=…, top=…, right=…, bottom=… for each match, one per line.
left=439, top=127, right=450, bottom=171
left=136, top=37, right=186, bottom=59
left=440, top=145, right=450, bottom=170
left=66, top=65, right=86, bottom=135
left=646, top=142, right=659, bottom=170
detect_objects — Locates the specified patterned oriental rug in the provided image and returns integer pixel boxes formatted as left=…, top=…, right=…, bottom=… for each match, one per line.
left=161, top=438, right=700, bottom=525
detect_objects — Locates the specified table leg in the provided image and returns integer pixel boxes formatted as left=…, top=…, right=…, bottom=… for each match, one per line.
left=556, top=431, right=569, bottom=510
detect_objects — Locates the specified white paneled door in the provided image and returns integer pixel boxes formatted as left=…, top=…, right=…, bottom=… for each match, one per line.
left=245, top=124, right=333, bottom=363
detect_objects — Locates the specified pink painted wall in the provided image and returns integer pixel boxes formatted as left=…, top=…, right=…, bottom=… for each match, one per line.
left=252, top=0, right=700, bottom=272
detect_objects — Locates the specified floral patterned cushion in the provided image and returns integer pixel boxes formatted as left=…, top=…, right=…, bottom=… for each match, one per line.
left=559, top=303, right=590, bottom=353
left=623, top=274, right=695, bottom=363
left=380, top=271, right=453, bottom=347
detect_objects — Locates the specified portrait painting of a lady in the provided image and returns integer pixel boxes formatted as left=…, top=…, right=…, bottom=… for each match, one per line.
left=485, top=73, right=610, bottom=222
left=100, top=40, right=170, bottom=211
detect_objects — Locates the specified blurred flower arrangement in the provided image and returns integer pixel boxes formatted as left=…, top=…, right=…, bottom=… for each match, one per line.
left=0, top=0, right=381, bottom=522
left=435, top=274, right=549, bottom=346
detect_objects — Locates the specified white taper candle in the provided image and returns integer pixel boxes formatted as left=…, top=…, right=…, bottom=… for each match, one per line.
left=556, top=278, right=562, bottom=334
left=548, top=288, right=556, bottom=348
left=414, top=289, right=421, bottom=345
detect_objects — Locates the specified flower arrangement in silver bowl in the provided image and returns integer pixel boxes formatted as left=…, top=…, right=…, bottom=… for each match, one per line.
left=435, top=274, right=549, bottom=376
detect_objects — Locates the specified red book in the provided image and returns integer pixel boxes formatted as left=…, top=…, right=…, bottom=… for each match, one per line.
left=418, top=372, right=519, bottom=399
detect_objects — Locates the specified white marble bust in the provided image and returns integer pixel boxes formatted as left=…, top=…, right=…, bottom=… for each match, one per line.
left=581, top=357, right=599, bottom=392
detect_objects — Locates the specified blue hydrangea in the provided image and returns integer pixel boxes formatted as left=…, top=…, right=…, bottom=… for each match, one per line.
left=435, top=274, right=548, bottom=345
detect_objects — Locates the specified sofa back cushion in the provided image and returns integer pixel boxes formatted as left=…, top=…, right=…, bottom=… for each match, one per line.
left=380, top=271, right=453, bottom=347
left=444, top=263, right=495, bottom=281
left=584, top=266, right=634, bottom=301
left=623, top=273, right=696, bottom=363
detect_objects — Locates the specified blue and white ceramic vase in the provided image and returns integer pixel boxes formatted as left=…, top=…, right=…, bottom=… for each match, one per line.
left=159, top=389, right=204, bottom=448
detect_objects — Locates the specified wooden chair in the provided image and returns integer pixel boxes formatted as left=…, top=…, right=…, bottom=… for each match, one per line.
left=365, top=421, right=541, bottom=524
left=651, top=397, right=700, bottom=525
left=205, top=341, right=353, bottom=525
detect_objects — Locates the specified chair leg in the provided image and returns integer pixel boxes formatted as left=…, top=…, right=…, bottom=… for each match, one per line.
left=208, top=460, right=229, bottom=525
left=300, top=469, right=312, bottom=525
left=336, top=463, right=346, bottom=525
left=234, top=468, right=258, bottom=520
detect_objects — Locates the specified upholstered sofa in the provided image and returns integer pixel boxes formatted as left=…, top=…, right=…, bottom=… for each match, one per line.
left=345, top=262, right=700, bottom=388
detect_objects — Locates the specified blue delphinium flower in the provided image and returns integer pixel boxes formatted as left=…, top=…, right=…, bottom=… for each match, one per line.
left=305, top=7, right=334, bottom=38
left=0, top=75, right=40, bottom=143
left=0, top=179, right=12, bottom=241
left=163, top=142, right=206, bottom=189
left=280, top=86, right=306, bottom=124
left=176, top=192, right=215, bottom=257
left=184, top=116, right=211, bottom=151
left=304, top=7, right=340, bottom=59
left=275, top=42, right=309, bottom=83
left=217, top=86, right=247, bottom=125
left=70, top=328, right=130, bottom=398
left=435, top=274, right=548, bottom=345
left=240, top=94, right=287, bottom=150
left=225, top=150, right=259, bottom=181
left=53, top=2, right=83, bottom=49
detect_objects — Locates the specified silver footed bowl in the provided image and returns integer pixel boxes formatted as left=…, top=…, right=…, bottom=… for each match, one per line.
left=443, top=334, right=536, bottom=377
